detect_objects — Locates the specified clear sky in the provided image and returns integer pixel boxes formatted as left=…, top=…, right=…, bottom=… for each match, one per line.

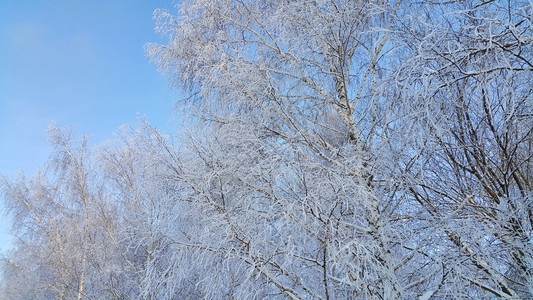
left=0, top=0, right=179, bottom=253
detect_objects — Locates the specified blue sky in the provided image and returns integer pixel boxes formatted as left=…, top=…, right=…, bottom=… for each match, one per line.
left=0, top=0, right=179, bottom=253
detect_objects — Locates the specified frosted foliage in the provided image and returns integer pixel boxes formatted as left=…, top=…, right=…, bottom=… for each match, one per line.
left=2, top=0, right=532, bottom=299
left=1, top=127, right=141, bottom=299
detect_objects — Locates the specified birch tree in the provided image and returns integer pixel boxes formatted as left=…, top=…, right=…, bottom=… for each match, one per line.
left=398, top=0, right=533, bottom=298
left=1, top=127, right=133, bottom=299
left=146, top=0, right=431, bottom=298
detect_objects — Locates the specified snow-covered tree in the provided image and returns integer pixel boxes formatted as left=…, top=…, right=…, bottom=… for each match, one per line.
left=1, top=127, right=138, bottom=299
left=144, top=0, right=438, bottom=298
left=397, top=1, right=533, bottom=298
